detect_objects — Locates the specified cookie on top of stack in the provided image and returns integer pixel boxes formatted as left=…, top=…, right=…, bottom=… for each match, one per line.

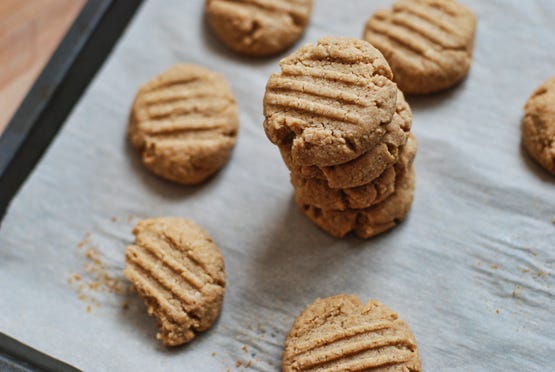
left=263, top=37, right=416, bottom=238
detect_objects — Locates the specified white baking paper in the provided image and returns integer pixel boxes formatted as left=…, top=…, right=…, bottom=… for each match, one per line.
left=0, top=0, right=554, bottom=370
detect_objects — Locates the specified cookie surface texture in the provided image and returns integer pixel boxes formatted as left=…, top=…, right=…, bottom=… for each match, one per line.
left=523, top=77, right=555, bottom=175
left=364, top=0, right=477, bottom=95
left=281, top=88, right=412, bottom=188
left=299, top=165, right=416, bottom=239
left=293, top=134, right=416, bottom=211
left=124, top=218, right=226, bottom=346
left=283, top=294, right=421, bottom=372
left=128, top=64, right=239, bottom=185
left=205, top=0, right=313, bottom=57
left=264, top=37, right=398, bottom=166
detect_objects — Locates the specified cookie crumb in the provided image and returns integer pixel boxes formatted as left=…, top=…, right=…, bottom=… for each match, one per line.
left=86, top=305, right=92, bottom=313
left=242, top=345, right=248, bottom=353
left=236, top=360, right=242, bottom=368
left=530, top=249, right=538, bottom=257
left=111, top=216, right=117, bottom=222
left=211, top=352, right=216, bottom=357
left=512, top=285, right=524, bottom=298
left=496, top=309, right=500, bottom=315
left=491, top=264, right=499, bottom=270
left=245, top=360, right=252, bottom=368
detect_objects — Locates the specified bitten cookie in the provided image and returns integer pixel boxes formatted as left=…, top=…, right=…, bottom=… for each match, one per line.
left=280, top=88, right=412, bottom=188
left=364, top=0, right=476, bottom=95
left=293, top=134, right=416, bottom=211
left=523, top=77, right=555, bottom=175
left=205, top=0, right=313, bottom=57
left=264, top=37, right=398, bottom=166
left=128, top=64, right=239, bottom=185
left=124, top=218, right=226, bottom=346
left=283, top=295, right=421, bottom=372
left=299, top=166, right=416, bottom=239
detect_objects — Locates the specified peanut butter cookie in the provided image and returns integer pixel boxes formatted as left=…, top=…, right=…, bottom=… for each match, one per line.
left=283, top=295, right=421, bottom=372
left=264, top=37, right=398, bottom=166
left=128, top=64, right=239, bottom=185
left=124, top=218, right=226, bottom=346
left=205, top=0, right=313, bottom=57
left=293, top=134, right=416, bottom=211
left=364, top=0, right=477, bottom=95
left=280, top=88, right=412, bottom=188
left=523, top=77, right=555, bottom=175
left=298, top=166, right=416, bottom=239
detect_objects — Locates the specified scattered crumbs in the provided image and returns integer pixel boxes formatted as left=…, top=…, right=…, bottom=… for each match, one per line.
left=68, top=232, right=129, bottom=313
left=111, top=216, right=117, bottom=222
left=227, top=369, right=230, bottom=372
left=236, top=360, right=242, bottom=368
left=245, top=360, right=252, bottom=368
left=496, top=309, right=500, bottom=315
left=521, top=268, right=530, bottom=273
left=211, top=352, right=216, bottom=357
left=77, top=232, right=91, bottom=249
left=242, top=345, right=248, bottom=353
left=491, top=264, right=499, bottom=270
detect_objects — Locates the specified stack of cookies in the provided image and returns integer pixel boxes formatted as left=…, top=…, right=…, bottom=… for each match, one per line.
left=263, top=37, right=416, bottom=238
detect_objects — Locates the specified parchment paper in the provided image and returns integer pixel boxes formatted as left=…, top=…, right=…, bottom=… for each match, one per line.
left=1, top=1, right=554, bottom=370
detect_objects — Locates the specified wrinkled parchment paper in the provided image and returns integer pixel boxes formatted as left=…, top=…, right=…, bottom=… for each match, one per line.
left=1, top=1, right=554, bottom=370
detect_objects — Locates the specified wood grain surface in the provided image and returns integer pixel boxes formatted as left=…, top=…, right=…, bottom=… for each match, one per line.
left=0, top=0, right=85, bottom=133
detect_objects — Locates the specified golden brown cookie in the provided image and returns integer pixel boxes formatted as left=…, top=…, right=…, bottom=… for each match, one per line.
left=281, top=88, right=412, bottom=188
left=264, top=37, right=398, bottom=167
left=205, top=0, right=313, bottom=57
left=523, top=77, right=555, bottom=175
left=124, top=218, right=226, bottom=346
left=128, top=64, right=239, bottom=185
left=364, top=0, right=477, bottom=95
left=298, top=166, right=416, bottom=239
left=293, top=134, right=416, bottom=211
left=283, top=294, right=421, bottom=372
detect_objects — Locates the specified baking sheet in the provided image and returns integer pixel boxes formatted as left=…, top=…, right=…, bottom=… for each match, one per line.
left=1, top=0, right=554, bottom=370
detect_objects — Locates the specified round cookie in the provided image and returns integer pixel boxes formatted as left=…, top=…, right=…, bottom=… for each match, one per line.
left=128, top=64, right=239, bottom=185
left=205, top=0, right=313, bottom=57
left=124, top=218, right=226, bottom=346
left=298, top=166, right=416, bottom=239
left=281, top=88, right=412, bottom=188
left=292, top=134, right=417, bottom=211
left=283, top=294, right=421, bottom=372
left=264, top=37, right=398, bottom=167
left=522, top=77, right=555, bottom=175
left=364, top=0, right=477, bottom=95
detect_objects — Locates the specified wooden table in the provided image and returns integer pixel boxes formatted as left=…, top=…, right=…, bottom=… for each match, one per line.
left=0, top=0, right=85, bottom=133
